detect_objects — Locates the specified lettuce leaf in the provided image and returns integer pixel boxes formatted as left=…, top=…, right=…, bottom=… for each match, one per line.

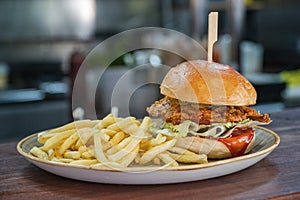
left=149, top=118, right=261, bottom=138
left=223, top=118, right=251, bottom=129
left=162, top=121, right=191, bottom=137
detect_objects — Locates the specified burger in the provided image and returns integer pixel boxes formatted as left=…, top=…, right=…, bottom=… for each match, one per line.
left=147, top=60, right=271, bottom=159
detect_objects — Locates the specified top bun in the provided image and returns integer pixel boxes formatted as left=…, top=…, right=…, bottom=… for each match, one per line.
left=160, top=60, right=257, bottom=106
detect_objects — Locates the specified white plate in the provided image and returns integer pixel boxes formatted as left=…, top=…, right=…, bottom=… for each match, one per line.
left=17, top=126, right=280, bottom=185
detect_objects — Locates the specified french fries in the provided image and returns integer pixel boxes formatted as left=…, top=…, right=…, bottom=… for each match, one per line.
left=48, top=120, right=99, bottom=134
left=41, top=129, right=75, bottom=151
left=158, top=153, right=179, bottom=167
left=70, top=159, right=98, bottom=166
left=140, top=139, right=177, bottom=164
left=30, top=146, right=48, bottom=160
left=64, top=151, right=81, bottom=160
left=108, top=118, right=144, bottom=162
left=30, top=113, right=208, bottom=169
left=58, top=133, right=79, bottom=155
left=94, top=132, right=109, bottom=163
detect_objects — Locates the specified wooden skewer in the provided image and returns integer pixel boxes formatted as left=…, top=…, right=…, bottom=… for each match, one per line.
left=208, top=12, right=218, bottom=63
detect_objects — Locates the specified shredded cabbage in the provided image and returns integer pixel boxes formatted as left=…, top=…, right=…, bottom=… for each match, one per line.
left=149, top=118, right=258, bottom=138
left=224, top=118, right=250, bottom=129
left=162, top=121, right=191, bottom=137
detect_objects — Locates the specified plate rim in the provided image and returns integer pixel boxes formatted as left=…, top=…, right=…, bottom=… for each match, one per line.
left=17, top=126, right=280, bottom=172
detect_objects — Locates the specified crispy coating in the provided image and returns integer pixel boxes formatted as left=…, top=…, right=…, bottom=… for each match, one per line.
left=146, top=97, right=271, bottom=125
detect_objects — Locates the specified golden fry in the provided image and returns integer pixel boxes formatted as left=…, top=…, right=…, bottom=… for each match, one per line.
left=58, top=132, right=79, bottom=155
left=37, top=132, right=56, bottom=144
left=97, top=130, right=110, bottom=142
left=152, top=157, right=161, bottom=165
left=106, top=123, right=122, bottom=132
left=70, top=159, right=98, bottom=166
left=157, top=153, right=179, bottom=167
left=105, top=137, right=131, bottom=155
left=97, top=114, right=120, bottom=129
left=76, top=128, right=96, bottom=148
left=110, top=131, right=126, bottom=146
left=102, top=141, right=112, bottom=151
left=78, top=146, right=88, bottom=154
left=81, top=149, right=95, bottom=159
left=42, top=129, right=75, bottom=151
left=101, top=129, right=117, bottom=137
left=48, top=120, right=97, bottom=134
left=64, top=151, right=81, bottom=160
left=94, top=132, right=108, bottom=163
left=134, top=153, right=141, bottom=164
left=54, top=145, right=63, bottom=158
left=47, top=149, right=55, bottom=160
left=30, top=147, right=48, bottom=160
left=139, top=139, right=151, bottom=152
left=74, top=139, right=84, bottom=150
left=140, top=139, right=177, bottom=164
left=128, top=117, right=141, bottom=126
left=139, top=116, right=152, bottom=130
left=108, top=121, right=144, bottom=162
left=75, top=127, right=108, bottom=149
left=120, top=144, right=139, bottom=167
left=115, top=118, right=137, bottom=135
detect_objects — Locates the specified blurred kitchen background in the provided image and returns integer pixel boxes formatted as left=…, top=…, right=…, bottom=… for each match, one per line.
left=1, top=0, right=300, bottom=142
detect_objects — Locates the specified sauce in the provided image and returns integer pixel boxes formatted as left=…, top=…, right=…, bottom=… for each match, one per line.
left=217, top=127, right=254, bottom=157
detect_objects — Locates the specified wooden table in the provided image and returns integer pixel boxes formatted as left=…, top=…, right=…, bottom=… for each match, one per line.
left=1, top=108, right=300, bottom=200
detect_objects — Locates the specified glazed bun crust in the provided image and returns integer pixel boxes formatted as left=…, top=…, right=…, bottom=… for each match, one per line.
left=160, top=60, right=257, bottom=106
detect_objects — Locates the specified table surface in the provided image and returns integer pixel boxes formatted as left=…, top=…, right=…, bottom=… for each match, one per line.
left=1, top=108, right=300, bottom=200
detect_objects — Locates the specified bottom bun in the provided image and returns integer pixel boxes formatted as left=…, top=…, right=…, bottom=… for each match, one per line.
left=175, top=132, right=256, bottom=159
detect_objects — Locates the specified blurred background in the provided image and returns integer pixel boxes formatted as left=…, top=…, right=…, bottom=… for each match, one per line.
left=1, top=0, right=300, bottom=142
